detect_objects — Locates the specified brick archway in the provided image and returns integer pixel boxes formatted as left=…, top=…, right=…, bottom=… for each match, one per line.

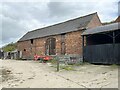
left=45, top=38, right=56, bottom=55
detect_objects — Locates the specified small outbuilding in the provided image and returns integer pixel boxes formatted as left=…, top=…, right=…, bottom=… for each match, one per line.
left=82, top=22, right=120, bottom=64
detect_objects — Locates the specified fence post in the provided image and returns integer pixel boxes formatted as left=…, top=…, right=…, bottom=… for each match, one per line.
left=57, top=56, right=59, bottom=72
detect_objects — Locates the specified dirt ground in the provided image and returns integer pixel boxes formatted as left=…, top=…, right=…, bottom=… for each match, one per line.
left=0, top=59, right=118, bottom=88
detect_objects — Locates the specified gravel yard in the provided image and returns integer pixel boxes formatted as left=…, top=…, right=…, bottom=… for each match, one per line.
left=0, top=59, right=118, bottom=88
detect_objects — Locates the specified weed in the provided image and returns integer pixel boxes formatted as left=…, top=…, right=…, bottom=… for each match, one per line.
left=110, top=64, right=118, bottom=68
left=49, top=59, right=57, bottom=64
left=60, top=65, right=75, bottom=71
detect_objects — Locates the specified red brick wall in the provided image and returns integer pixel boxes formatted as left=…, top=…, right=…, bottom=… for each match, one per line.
left=17, top=40, right=31, bottom=59
left=87, top=13, right=102, bottom=29
left=17, top=35, right=62, bottom=59
left=17, top=30, right=84, bottom=59
left=65, top=31, right=83, bottom=55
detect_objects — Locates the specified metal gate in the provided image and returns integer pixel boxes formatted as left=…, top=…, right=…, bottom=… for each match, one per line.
left=84, top=44, right=120, bottom=64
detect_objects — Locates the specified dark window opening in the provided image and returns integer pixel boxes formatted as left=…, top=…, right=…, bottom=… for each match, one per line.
left=61, top=33, right=66, bottom=35
left=24, top=49, right=26, bottom=51
left=30, top=39, right=33, bottom=44
left=61, top=33, right=66, bottom=43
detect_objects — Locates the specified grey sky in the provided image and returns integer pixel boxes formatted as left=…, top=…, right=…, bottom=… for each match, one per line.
left=0, top=0, right=119, bottom=47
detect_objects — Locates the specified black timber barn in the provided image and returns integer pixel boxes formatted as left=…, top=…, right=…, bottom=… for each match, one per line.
left=82, top=22, right=120, bottom=64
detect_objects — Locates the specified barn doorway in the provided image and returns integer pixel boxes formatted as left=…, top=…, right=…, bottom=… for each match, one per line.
left=45, top=38, right=56, bottom=55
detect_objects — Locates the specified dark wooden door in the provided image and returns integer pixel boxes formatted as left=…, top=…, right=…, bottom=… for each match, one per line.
left=84, top=44, right=120, bottom=64
left=45, top=38, right=56, bottom=55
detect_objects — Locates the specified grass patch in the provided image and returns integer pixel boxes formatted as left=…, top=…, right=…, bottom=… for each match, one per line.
left=110, top=64, right=118, bottom=68
left=72, top=63, right=83, bottom=66
left=60, top=65, right=75, bottom=71
left=49, top=59, right=57, bottom=64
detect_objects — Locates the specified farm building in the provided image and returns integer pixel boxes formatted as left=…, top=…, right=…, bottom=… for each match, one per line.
left=1, top=50, right=22, bottom=60
left=82, top=22, right=120, bottom=64
left=17, top=12, right=102, bottom=59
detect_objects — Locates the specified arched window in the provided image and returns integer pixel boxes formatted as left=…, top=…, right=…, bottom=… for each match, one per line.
left=45, top=38, right=56, bottom=55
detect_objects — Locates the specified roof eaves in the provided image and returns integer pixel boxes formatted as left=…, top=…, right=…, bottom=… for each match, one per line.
left=82, top=22, right=119, bottom=36
left=19, top=28, right=86, bottom=42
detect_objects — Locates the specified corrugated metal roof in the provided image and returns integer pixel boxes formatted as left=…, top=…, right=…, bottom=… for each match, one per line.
left=82, top=22, right=120, bottom=36
left=18, top=12, right=97, bottom=41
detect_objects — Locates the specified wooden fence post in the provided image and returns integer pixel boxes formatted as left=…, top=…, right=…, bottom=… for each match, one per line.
left=57, top=56, right=59, bottom=72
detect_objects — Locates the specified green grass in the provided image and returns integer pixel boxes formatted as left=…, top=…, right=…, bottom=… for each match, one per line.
left=48, top=58, right=90, bottom=71
left=48, top=59, right=57, bottom=64
left=60, top=65, right=75, bottom=71
left=110, top=64, right=118, bottom=68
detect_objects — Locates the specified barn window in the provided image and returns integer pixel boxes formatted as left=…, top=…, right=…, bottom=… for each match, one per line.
left=61, top=33, right=66, bottom=42
left=24, top=49, right=26, bottom=51
left=30, top=39, right=33, bottom=44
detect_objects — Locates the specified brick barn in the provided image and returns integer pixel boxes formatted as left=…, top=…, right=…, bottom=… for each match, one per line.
left=17, top=12, right=102, bottom=59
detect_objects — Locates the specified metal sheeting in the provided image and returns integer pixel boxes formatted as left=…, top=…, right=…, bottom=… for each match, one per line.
left=82, top=22, right=120, bottom=36
left=18, top=13, right=97, bottom=41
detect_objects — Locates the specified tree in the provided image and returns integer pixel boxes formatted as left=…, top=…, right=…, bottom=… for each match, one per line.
left=2, top=42, right=17, bottom=52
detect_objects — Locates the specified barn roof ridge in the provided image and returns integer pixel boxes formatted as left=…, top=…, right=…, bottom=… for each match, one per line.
left=29, top=12, right=97, bottom=32
left=18, top=12, right=97, bottom=41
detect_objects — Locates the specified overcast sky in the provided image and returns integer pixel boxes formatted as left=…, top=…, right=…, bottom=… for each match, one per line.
left=0, top=0, right=119, bottom=47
